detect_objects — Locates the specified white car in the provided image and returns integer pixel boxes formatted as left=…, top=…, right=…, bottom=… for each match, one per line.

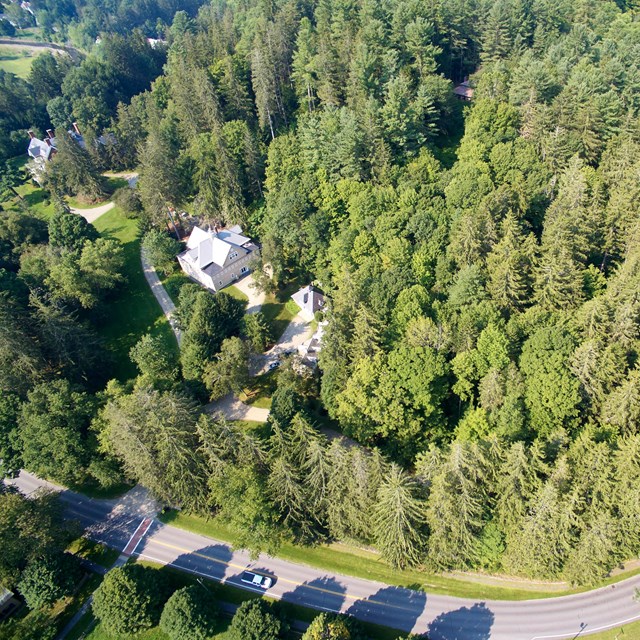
left=240, top=570, right=273, bottom=589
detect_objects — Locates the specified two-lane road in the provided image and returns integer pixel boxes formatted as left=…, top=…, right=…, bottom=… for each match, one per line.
left=9, top=472, right=640, bottom=639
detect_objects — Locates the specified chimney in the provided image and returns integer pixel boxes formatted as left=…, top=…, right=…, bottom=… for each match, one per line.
left=46, top=129, right=54, bottom=139
left=72, top=122, right=81, bottom=135
left=45, top=138, right=51, bottom=146
left=28, top=130, right=35, bottom=139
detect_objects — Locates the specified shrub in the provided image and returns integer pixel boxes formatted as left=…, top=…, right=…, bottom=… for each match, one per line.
left=112, top=187, right=142, bottom=217
left=159, top=585, right=219, bottom=640
left=227, top=599, right=284, bottom=640
left=142, top=228, right=181, bottom=272
left=18, top=552, right=80, bottom=610
left=92, top=564, right=172, bottom=637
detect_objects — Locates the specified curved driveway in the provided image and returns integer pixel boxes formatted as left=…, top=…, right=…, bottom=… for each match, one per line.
left=8, top=471, right=640, bottom=639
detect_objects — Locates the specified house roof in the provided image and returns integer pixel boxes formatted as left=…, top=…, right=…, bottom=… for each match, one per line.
left=27, top=137, right=54, bottom=160
left=186, top=226, right=210, bottom=250
left=292, top=285, right=325, bottom=318
left=453, top=80, right=474, bottom=99
left=68, top=130, right=86, bottom=149
left=210, top=236, right=232, bottom=267
left=181, top=225, right=254, bottom=272
left=198, top=237, right=214, bottom=268
left=217, top=229, right=250, bottom=246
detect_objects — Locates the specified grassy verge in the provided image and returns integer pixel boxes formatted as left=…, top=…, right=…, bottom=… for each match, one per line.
left=225, top=284, right=249, bottom=303
left=584, top=620, right=640, bottom=639
left=49, top=572, right=102, bottom=634
left=67, top=538, right=121, bottom=569
left=232, top=420, right=267, bottom=431
left=157, top=510, right=640, bottom=602
left=93, top=207, right=178, bottom=381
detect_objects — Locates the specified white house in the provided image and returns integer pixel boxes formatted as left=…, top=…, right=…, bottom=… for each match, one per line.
left=26, top=123, right=90, bottom=183
left=177, top=225, right=260, bottom=292
left=291, top=285, right=325, bottom=322
left=26, top=129, right=57, bottom=182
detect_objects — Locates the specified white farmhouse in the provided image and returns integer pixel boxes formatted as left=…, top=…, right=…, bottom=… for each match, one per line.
left=177, top=225, right=260, bottom=292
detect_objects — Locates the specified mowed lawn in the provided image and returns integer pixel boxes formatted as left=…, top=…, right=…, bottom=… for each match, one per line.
left=0, top=46, right=36, bottom=78
left=93, top=207, right=178, bottom=381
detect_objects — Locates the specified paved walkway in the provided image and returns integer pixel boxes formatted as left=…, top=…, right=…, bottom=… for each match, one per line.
left=204, top=393, right=270, bottom=422
left=140, top=248, right=182, bottom=346
left=232, top=273, right=266, bottom=314
left=70, top=201, right=115, bottom=223
left=252, top=312, right=312, bottom=375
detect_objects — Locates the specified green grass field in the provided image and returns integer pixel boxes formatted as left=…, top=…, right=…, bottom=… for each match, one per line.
left=225, top=284, right=249, bottom=303
left=11, top=179, right=56, bottom=220
left=93, top=207, right=178, bottom=381
left=262, top=285, right=300, bottom=342
left=9, top=28, right=44, bottom=41
left=0, top=46, right=36, bottom=78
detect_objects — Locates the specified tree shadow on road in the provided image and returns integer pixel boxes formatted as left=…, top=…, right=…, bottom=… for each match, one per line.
left=163, top=544, right=233, bottom=583
left=346, top=586, right=427, bottom=634
left=281, top=576, right=347, bottom=614
left=427, top=602, right=495, bottom=640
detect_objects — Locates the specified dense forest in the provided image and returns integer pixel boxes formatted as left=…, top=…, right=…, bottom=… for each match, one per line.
left=1, top=0, right=205, bottom=46
left=2, top=0, right=640, bottom=594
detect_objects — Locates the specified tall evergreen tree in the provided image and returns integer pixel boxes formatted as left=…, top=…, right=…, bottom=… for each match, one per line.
left=373, top=464, right=427, bottom=569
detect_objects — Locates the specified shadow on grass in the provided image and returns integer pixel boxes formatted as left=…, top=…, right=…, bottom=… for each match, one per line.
left=240, top=369, right=277, bottom=407
left=262, top=284, right=301, bottom=343
left=22, top=188, right=48, bottom=208
left=70, top=537, right=120, bottom=569
left=68, top=480, right=133, bottom=500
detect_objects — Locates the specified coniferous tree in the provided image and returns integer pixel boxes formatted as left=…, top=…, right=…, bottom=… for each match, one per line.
left=45, top=131, right=105, bottom=201
left=373, top=464, right=427, bottom=569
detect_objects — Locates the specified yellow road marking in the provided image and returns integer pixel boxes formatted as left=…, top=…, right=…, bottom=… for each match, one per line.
left=140, top=537, right=420, bottom=612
